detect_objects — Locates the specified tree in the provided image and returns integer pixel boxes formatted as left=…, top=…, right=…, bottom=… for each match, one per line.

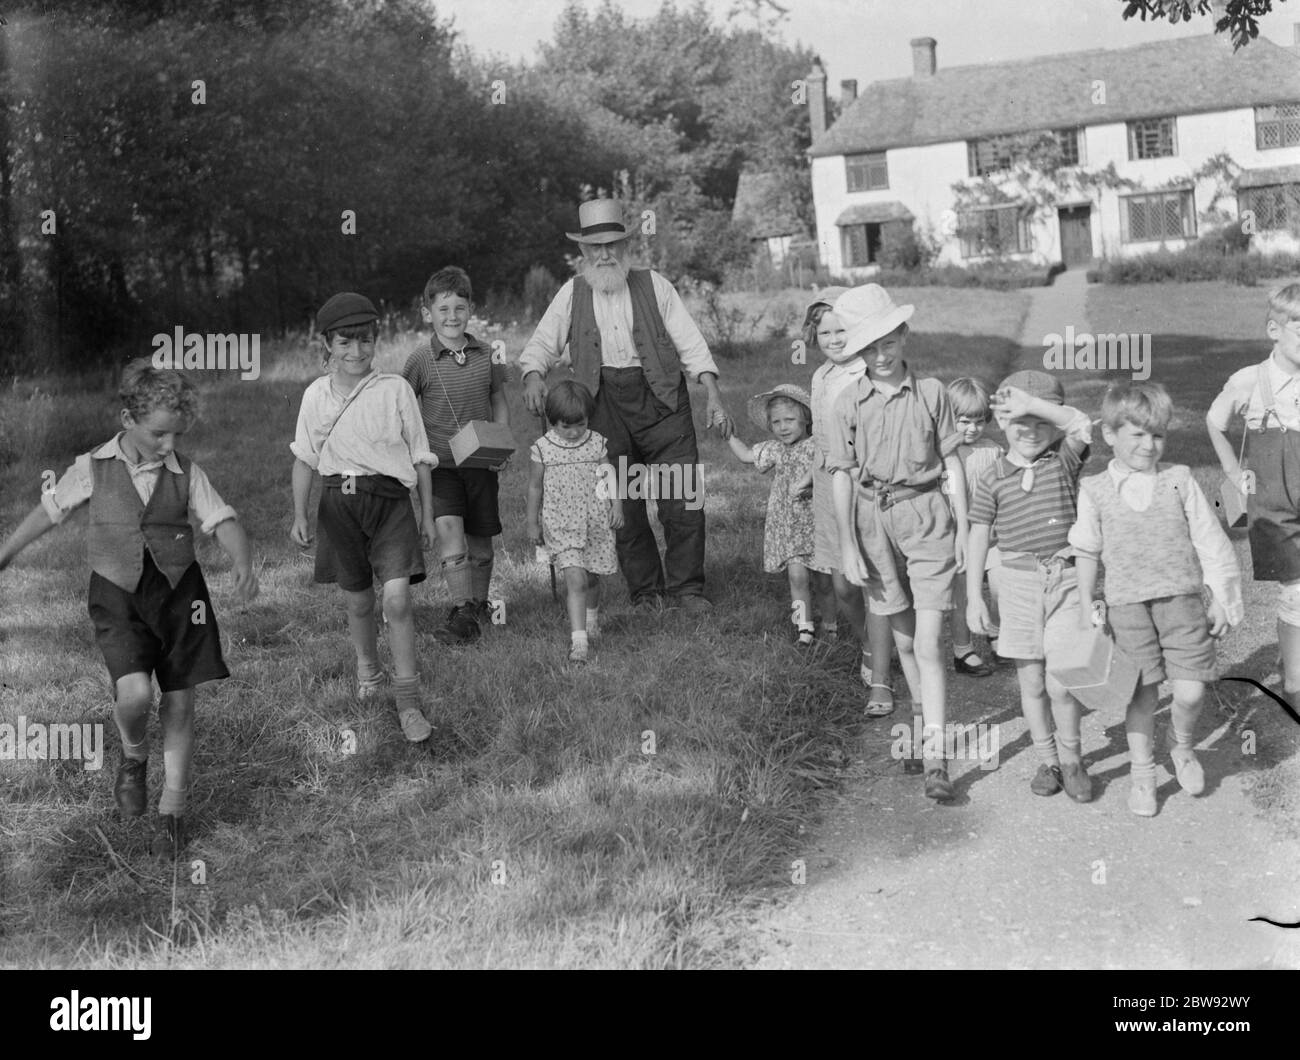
left=1119, top=0, right=1287, bottom=49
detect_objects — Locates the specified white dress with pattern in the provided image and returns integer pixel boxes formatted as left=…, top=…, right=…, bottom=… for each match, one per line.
left=530, top=428, right=619, bottom=575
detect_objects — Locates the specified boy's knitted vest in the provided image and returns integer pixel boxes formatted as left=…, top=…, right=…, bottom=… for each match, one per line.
left=567, top=270, right=685, bottom=411
left=88, top=454, right=196, bottom=593
left=1079, top=464, right=1201, bottom=606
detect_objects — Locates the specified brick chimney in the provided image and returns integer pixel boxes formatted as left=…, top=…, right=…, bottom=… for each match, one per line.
left=841, top=79, right=858, bottom=104
left=808, top=57, right=828, bottom=141
left=910, top=37, right=936, bottom=78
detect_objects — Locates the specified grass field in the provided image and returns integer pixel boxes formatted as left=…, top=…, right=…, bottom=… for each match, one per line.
left=0, top=285, right=1033, bottom=968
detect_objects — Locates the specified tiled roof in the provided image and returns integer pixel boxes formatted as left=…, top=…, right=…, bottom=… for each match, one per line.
left=811, top=33, right=1300, bottom=158
left=833, top=201, right=914, bottom=225
left=1237, top=163, right=1300, bottom=188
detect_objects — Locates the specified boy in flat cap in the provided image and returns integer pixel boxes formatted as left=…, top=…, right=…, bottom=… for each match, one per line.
left=289, top=292, right=440, bottom=742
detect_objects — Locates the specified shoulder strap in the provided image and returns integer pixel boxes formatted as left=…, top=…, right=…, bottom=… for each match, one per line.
left=320, top=374, right=379, bottom=454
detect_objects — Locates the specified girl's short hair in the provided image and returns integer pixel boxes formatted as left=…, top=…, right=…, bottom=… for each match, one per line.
left=767, top=395, right=810, bottom=429
left=802, top=303, right=833, bottom=351
left=947, top=377, right=991, bottom=420
left=119, top=358, right=198, bottom=423
left=1100, top=380, right=1173, bottom=433
left=545, top=380, right=595, bottom=425
left=1268, top=283, right=1300, bottom=326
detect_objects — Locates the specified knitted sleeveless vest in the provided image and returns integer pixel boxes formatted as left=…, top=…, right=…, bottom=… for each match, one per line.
left=1079, top=464, right=1202, bottom=606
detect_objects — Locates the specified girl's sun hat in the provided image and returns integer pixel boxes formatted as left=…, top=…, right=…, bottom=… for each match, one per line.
left=834, top=284, right=914, bottom=355
left=747, top=383, right=813, bottom=432
left=801, top=285, right=850, bottom=334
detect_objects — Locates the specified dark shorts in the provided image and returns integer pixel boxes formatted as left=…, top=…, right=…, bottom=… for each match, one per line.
left=315, top=475, right=427, bottom=592
left=431, top=466, right=502, bottom=538
left=88, top=552, right=230, bottom=693
left=1107, top=593, right=1217, bottom=685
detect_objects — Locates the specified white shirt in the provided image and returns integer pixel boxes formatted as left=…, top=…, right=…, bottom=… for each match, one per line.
left=1207, top=351, right=1300, bottom=432
left=517, top=270, right=719, bottom=381
left=291, top=372, right=436, bottom=489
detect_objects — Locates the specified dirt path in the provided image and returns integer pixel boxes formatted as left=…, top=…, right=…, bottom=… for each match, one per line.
left=751, top=277, right=1300, bottom=970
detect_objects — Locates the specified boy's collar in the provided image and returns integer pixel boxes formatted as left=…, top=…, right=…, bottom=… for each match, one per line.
left=1107, top=457, right=1157, bottom=482
left=432, top=333, right=484, bottom=362
left=94, top=433, right=183, bottom=473
left=1268, top=348, right=1300, bottom=384
left=996, top=438, right=1062, bottom=475
left=861, top=362, right=913, bottom=394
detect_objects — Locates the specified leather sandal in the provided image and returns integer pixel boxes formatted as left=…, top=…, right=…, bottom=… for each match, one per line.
left=865, top=683, right=895, bottom=718
left=953, top=650, right=994, bottom=677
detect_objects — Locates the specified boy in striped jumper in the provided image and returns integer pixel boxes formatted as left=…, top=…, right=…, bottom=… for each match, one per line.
left=401, top=266, right=511, bottom=646
left=1070, top=382, right=1242, bottom=817
left=966, top=371, right=1093, bottom=802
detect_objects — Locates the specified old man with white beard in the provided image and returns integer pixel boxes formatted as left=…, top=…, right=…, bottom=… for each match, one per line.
left=520, top=199, right=735, bottom=612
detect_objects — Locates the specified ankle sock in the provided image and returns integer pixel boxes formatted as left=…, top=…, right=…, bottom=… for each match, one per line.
left=357, top=657, right=382, bottom=685
left=469, top=555, right=493, bottom=602
left=120, top=737, right=148, bottom=763
left=953, top=642, right=972, bottom=657
left=571, top=630, right=589, bottom=647
left=586, top=608, right=599, bottom=635
left=1055, top=733, right=1083, bottom=764
left=440, top=553, right=473, bottom=603
left=1033, top=734, right=1060, bottom=768
left=392, top=674, right=420, bottom=711
left=821, top=622, right=838, bottom=636
left=797, top=623, right=815, bottom=645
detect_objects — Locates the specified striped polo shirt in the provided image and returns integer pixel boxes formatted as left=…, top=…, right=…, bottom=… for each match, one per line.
left=401, top=335, right=507, bottom=464
left=968, top=425, right=1090, bottom=559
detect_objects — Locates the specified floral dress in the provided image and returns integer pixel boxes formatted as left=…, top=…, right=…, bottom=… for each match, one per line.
left=530, top=428, right=619, bottom=575
left=752, top=437, right=822, bottom=574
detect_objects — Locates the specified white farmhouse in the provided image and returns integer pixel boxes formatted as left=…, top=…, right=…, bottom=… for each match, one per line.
left=807, top=31, right=1300, bottom=277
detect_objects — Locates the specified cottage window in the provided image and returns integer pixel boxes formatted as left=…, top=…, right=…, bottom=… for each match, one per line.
left=846, top=153, right=888, bottom=192
left=1255, top=103, right=1300, bottom=150
left=1239, top=184, right=1300, bottom=231
left=1127, top=117, right=1177, bottom=160
left=841, top=223, right=883, bottom=266
left=967, top=136, right=1017, bottom=177
left=1121, top=190, right=1195, bottom=242
left=957, top=203, right=1030, bottom=257
left=1055, top=127, right=1083, bottom=167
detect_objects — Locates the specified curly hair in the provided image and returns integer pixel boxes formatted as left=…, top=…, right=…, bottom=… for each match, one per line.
left=120, top=358, right=198, bottom=423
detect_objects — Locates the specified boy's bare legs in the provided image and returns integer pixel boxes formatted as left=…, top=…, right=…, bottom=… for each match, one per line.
left=467, top=533, right=495, bottom=618
left=1045, top=673, right=1090, bottom=801
left=1168, top=677, right=1206, bottom=795
left=789, top=561, right=814, bottom=644
left=1126, top=682, right=1159, bottom=815
left=379, top=576, right=431, bottom=740
left=112, top=672, right=154, bottom=816
left=157, top=688, right=195, bottom=815
left=564, top=566, right=591, bottom=661
left=830, top=569, right=866, bottom=640
left=1015, top=660, right=1062, bottom=793
left=891, top=608, right=946, bottom=757
left=344, top=586, right=382, bottom=690
left=435, top=516, right=479, bottom=643
left=866, top=608, right=895, bottom=708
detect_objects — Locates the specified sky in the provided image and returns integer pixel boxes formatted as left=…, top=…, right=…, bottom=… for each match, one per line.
left=438, top=0, right=1300, bottom=85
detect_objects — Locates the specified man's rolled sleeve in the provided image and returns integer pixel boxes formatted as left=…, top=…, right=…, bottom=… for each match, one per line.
left=1067, top=485, right=1103, bottom=559
left=931, top=384, right=962, bottom=459
left=291, top=394, right=323, bottom=469
left=653, top=272, right=719, bottom=381
left=1206, top=380, right=1243, bottom=434
left=517, top=281, right=574, bottom=379
left=396, top=383, right=436, bottom=466
left=823, top=388, right=860, bottom=475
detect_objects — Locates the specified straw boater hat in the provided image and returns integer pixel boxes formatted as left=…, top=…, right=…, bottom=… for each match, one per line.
left=747, top=383, right=812, bottom=432
left=801, top=285, right=849, bottom=334
left=565, top=200, right=633, bottom=245
left=833, top=284, right=915, bottom=355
